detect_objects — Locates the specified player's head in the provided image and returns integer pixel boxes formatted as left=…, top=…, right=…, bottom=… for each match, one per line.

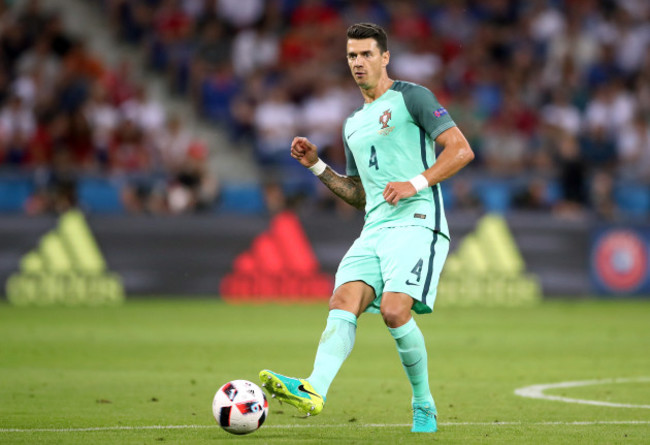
left=347, top=23, right=388, bottom=53
left=346, top=23, right=390, bottom=90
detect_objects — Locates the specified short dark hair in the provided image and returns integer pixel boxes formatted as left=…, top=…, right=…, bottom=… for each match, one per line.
left=346, top=23, right=388, bottom=53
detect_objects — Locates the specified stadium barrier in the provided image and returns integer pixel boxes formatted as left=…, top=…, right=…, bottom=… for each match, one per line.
left=5, top=210, right=124, bottom=306
left=591, top=226, right=650, bottom=295
left=437, top=215, right=542, bottom=307
left=220, top=211, right=334, bottom=301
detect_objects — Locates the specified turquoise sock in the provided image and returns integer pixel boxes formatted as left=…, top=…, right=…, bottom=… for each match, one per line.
left=306, top=309, right=357, bottom=397
left=388, top=317, right=435, bottom=406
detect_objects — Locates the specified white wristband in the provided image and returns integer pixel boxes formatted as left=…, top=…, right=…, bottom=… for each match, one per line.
left=409, top=174, right=429, bottom=192
left=308, top=158, right=327, bottom=176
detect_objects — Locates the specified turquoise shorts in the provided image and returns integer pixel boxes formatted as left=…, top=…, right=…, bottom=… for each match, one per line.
left=334, top=226, right=450, bottom=314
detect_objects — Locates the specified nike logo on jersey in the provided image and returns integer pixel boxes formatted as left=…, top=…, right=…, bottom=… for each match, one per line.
left=298, top=384, right=322, bottom=399
left=405, top=280, right=420, bottom=286
left=346, top=129, right=359, bottom=140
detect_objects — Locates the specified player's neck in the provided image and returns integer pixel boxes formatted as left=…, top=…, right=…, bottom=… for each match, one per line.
left=360, top=76, right=394, bottom=103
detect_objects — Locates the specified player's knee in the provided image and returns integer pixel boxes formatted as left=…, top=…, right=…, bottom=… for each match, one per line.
left=328, top=291, right=358, bottom=314
left=380, top=306, right=410, bottom=328
left=380, top=294, right=413, bottom=328
left=329, top=283, right=371, bottom=317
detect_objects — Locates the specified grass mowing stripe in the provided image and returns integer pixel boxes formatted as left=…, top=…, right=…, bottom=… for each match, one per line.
left=2, top=420, right=650, bottom=433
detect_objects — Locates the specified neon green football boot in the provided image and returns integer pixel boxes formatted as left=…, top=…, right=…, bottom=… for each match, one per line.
left=259, top=369, right=325, bottom=416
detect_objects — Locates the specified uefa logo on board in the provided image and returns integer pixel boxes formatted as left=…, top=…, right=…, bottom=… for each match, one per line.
left=591, top=229, right=649, bottom=293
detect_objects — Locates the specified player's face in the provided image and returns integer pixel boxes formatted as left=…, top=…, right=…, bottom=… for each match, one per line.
left=346, top=38, right=389, bottom=90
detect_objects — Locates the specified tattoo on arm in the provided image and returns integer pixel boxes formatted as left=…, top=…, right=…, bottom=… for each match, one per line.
left=318, top=168, right=365, bottom=210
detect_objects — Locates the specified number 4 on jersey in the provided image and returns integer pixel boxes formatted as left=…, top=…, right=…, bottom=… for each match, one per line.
left=369, top=145, right=379, bottom=170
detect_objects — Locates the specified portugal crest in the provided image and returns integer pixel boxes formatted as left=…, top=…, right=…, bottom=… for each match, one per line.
left=378, top=109, right=395, bottom=135
left=379, top=109, right=392, bottom=129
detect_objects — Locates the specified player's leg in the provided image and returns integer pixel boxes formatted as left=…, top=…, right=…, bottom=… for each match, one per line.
left=381, top=291, right=437, bottom=432
left=306, top=280, right=375, bottom=395
left=260, top=233, right=381, bottom=415
left=260, top=282, right=375, bottom=415
left=378, top=227, right=450, bottom=433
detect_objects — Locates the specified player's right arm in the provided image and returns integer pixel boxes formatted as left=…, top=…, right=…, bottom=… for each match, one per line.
left=291, top=136, right=366, bottom=210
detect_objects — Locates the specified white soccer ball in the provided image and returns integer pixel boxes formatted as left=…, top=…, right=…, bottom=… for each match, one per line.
left=212, top=379, right=269, bottom=435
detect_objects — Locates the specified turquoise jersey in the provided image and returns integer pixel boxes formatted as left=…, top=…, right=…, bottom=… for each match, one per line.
left=342, top=80, right=456, bottom=238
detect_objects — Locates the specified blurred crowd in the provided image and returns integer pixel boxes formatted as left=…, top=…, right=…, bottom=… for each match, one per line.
left=2, top=0, right=650, bottom=219
left=0, top=0, right=218, bottom=215
left=103, top=0, right=650, bottom=219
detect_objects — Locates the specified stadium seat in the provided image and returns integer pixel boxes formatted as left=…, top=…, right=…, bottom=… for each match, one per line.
left=475, top=179, right=512, bottom=213
left=0, top=176, right=33, bottom=212
left=217, top=183, right=266, bottom=214
left=615, top=183, right=650, bottom=218
left=78, top=178, right=124, bottom=214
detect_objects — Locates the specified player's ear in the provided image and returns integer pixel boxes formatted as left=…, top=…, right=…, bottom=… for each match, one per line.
left=382, top=50, right=390, bottom=67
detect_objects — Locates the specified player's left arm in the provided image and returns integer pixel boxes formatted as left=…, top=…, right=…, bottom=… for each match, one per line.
left=383, top=126, right=474, bottom=205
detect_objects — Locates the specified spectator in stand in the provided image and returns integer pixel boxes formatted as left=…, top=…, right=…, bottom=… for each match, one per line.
left=617, top=112, right=650, bottom=185
left=231, top=16, right=280, bottom=79
left=217, top=0, right=265, bottom=30
left=0, top=93, right=36, bottom=165
left=189, top=20, right=231, bottom=103
left=1, top=20, right=31, bottom=74
left=633, top=54, right=650, bottom=117
left=26, top=148, right=78, bottom=215
left=610, top=7, right=650, bottom=77
left=580, top=124, right=617, bottom=171
left=553, top=132, right=587, bottom=219
left=153, top=0, right=195, bottom=93
left=43, top=13, right=73, bottom=59
left=83, top=82, right=119, bottom=170
left=542, top=12, right=599, bottom=89
left=156, top=113, right=194, bottom=174
left=229, top=71, right=267, bottom=143
left=147, top=0, right=193, bottom=72
left=120, top=84, right=166, bottom=142
left=167, top=139, right=220, bottom=214
left=300, top=76, right=350, bottom=152
left=199, top=61, right=240, bottom=124
left=388, top=1, right=430, bottom=45
left=16, top=0, right=49, bottom=44
left=109, top=116, right=165, bottom=214
left=16, top=36, right=60, bottom=92
left=101, top=57, right=137, bottom=106
left=541, top=88, right=582, bottom=137
left=340, top=0, right=388, bottom=27
left=253, top=84, right=298, bottom=169
left=391, top=38, right=442, bottom=85
left=583, top=81, right=636, bottom=137
left=480, top=113, right=527, bottom=177
left=431, top=1, right=477, bottom=47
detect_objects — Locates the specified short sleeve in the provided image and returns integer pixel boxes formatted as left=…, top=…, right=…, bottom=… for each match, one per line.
left=395, top=81, right=456, bottom=140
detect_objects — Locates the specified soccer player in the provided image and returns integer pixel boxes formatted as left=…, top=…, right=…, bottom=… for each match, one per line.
left=260, top=23, right=474, bottom=433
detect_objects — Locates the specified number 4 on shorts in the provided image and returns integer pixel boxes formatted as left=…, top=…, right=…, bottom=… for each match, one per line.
left=406, top=258, right=423, bottom=286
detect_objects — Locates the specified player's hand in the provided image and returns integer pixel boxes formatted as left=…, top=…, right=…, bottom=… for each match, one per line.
left=383, top=181, right=417, bottom=205
left=290, top=136, right=319, bottom=168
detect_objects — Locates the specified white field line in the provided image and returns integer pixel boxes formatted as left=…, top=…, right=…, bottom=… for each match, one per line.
left=2, top=420, right=650, bottom=433
left=515, top=377, right=650, bottom=409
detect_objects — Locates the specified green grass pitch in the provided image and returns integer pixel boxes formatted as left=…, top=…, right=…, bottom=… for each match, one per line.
left=1, top=299, right=649, bottom=444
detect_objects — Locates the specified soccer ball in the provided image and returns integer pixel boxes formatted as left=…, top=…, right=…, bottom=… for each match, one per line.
left=212, top=380, right=269, bottom=435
